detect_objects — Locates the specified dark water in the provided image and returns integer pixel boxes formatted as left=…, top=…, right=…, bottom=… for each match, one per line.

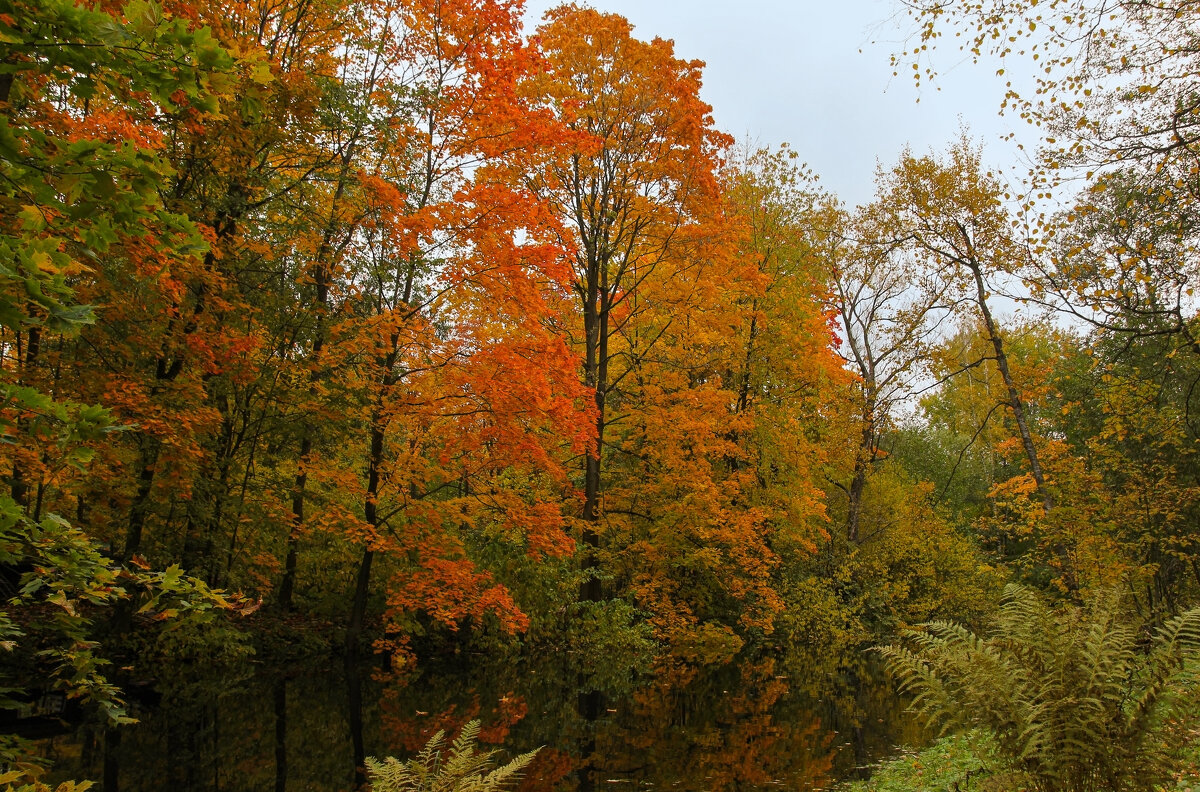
left=34, top=649, right=922, bottom=792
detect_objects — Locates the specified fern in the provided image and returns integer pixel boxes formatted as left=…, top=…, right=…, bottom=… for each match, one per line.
left=0, top=766, right=93, bottom=792
left=876, top=584, right=1200, bottom=792
left=366, top=720, right=539, bottom=792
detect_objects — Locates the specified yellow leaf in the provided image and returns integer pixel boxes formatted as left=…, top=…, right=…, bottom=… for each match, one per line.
left=31, top=251, right=55, bottom=273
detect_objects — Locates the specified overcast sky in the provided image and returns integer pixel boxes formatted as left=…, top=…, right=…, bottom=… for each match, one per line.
left=522, top=0, right=1038, bottom=208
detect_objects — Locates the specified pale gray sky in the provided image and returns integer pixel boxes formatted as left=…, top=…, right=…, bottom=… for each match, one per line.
left=522, top=0, right=1037, bottom=208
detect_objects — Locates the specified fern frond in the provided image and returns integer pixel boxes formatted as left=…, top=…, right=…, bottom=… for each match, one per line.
left=367, top=720, right=539, bottom=792
left=876, top=584, right=1193, bottom=792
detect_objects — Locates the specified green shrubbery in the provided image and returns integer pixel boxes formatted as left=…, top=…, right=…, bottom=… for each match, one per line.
left=876, top=585, right=1200, bottom=792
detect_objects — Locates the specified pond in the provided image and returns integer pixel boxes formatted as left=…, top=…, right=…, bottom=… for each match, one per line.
left=36, top=649, right=923, bottom=791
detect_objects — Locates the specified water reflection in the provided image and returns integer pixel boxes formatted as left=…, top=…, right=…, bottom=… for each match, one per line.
left=273, top=677, right=286, bottom=792
left=39, top=650, right=920, bottom=791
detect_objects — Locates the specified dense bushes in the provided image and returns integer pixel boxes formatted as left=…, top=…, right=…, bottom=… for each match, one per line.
left=877, top=585, right=1200, bottom=791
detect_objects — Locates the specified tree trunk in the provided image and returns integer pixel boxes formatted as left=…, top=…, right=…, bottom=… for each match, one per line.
left=281, top=149, right=345, bottom=611
left=346, top=548, right=374, bottom=654
left=121, top=441, right=160, bottom=562
left=967, top=262, right=1051, bottom=512
left=345, top=415, right=386, bottom=653
left=579, top=253, right=607, bottom=603
left=846, top=397, right=876, bottom=545
left=967, top=261, right=1076, bottom=589
left=846, top=463, right=868, bottom=545
left=10, top=326, right=40, bottom=509
left=281, top=261, right=331, bottom=611
left=278, top=434, right=310, bottom=614
left=345, top=314, right=400, bottom=648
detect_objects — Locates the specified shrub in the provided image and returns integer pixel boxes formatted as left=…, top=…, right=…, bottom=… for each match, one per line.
left=876, top=584, right=1200, bottom=792
left=366, top=720, right=538, bottom=792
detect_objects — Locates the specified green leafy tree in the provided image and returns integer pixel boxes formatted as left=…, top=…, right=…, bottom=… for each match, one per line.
left=0, top=0, right=238, bottom=755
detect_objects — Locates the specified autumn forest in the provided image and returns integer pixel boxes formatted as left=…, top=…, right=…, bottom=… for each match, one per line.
left=6, top=0, right=1200, bottom=789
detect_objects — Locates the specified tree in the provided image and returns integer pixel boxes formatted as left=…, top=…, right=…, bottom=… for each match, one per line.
left=874, top=140, right=1054, bottom=516
left=321, top=0, right=590, bottom=654
left=521, top=5, right=731, bottom=604
left=898, top=0, right=1200, bottom=349
left=834, top=168, right=965, bottom=543
left=897, top=0, right=1200, bottom=181
left=897, top=0, right=1200, bottom=605
left=0, top=0, right=239, bottom=741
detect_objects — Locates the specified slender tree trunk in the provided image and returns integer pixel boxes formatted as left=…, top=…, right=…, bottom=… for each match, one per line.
left=121, top=441, right=160, bottom=563
left=724, top=309, right=760, bottom=472
left=342, top=228, right=416, bottom=641
left=346, top=549, right=375, bottom=653
left=967, top=261, right=1078, bottom=589
left=846, top=397, right=876, bottom=545
left=737, top=312, right=759, bottom=415
left=9, top=325, right=41, bottom=509
left=281, top=149, right=345, bottom=611
left=280, top=253, right=333, bottom=612
left=182, top=410, right=234, bottom=580
left=279, top=435, right=309, bottom=614
left=967, top=262, right=1051, bottom=512
left=345, top=418, right=385, bottom=653
left=110, top=437, right=162, bottom=634
left=580, top=257, right=606, bottom=603
left=222, top=430, right=260, bottom=587
left=346, top=320, right=399, bottom=651
left=846, top=465, right=868, bottom=545
left=119, top=208, right=235, bottom=572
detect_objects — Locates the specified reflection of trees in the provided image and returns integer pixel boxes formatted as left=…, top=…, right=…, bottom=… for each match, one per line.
left=274, top=677, right=287, bottom=792
left=374, top=657, right=587, bottom=792
left=786, top=654, right=928, bottom=780
left=347, top=655, right=367, bottom=789
left=370, top=654, right=841, bottom=792
left=43, top=650, right=913, bottom=792
left=590, top=658, right=835, bottom=792
left=47, top=669, right=373, bottom=792
left=517, top=748, right=577, bottom=792
left=377, top=685, right=530, bottom=754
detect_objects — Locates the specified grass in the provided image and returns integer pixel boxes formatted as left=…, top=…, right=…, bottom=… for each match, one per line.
left=838, top=732, right=998, bottom=792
